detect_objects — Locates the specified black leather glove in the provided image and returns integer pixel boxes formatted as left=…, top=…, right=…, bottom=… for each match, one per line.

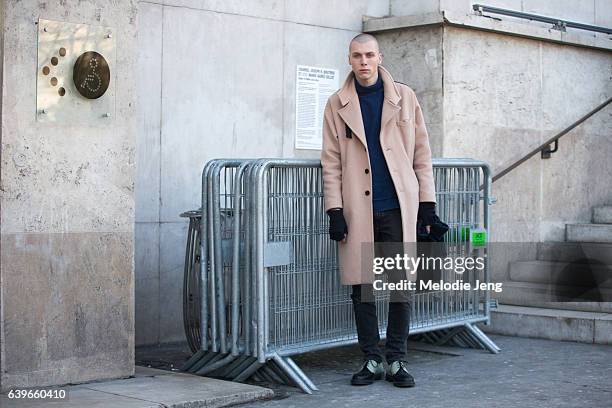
left=327, top=208, right=348, bottom=241
left=418, top=202, right=436, bottom=226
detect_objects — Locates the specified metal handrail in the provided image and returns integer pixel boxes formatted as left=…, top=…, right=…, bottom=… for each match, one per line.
left=492, top=97, right=612, bottom=183
left=472, top=4, right=612, bottom=34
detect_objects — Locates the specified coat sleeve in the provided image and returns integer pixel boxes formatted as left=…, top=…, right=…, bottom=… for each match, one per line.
left=412, top=93, right=436, bottom=203
left=320, top=99, right=343, bottom=212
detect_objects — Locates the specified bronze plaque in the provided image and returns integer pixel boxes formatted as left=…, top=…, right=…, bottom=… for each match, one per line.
left=73, top=51, right=110, bottom=99
left=37, top=19, right=116, bottom=123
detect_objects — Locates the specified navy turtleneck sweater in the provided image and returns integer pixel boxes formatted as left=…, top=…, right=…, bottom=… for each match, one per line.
left=355, top=75, right=400, bottom=212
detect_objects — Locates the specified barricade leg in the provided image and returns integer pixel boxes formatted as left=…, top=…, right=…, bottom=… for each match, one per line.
left=284, top=356, right=319, bottom=391
left=195, top=353, right=238, bottom=375
left=464, top=323, right=501, bottom=353
left=271, top=353, right=314, bottom=394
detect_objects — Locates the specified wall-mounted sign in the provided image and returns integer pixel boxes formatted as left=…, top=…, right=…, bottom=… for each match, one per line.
left=36, top=19, right=116, bottom=124
left=295, top=65, right=339, bottom=150
left=73, top=51, right=111, bottom=99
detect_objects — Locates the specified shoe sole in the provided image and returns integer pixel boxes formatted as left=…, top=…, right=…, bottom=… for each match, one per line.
left=350, top=372, right=385, bottom=386
left=386, top=377, right=415, bottom=388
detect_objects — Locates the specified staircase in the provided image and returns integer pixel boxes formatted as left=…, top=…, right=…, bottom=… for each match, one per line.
left=566, top=205, right=612, bottom=243
left=481, top=205, right=612, bottom=345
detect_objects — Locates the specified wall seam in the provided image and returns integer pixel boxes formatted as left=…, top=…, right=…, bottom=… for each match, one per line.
left=139, top=0, right=359, bottom=32
left=441, top=24, right=445, bottom=157
left=538, top=40, right=544, bottom=242
left=0, top=0, right=5, bottom=389
left=157, top=3, right=164, bottom=346
left=280, top=0, right=286, bottom=157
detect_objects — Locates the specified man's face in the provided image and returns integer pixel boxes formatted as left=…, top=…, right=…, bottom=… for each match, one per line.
left=348, top=40, right=382, bottom=83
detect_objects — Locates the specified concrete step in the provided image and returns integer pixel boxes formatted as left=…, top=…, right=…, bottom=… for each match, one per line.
left=536, top=241, right=612, bottom=263
left=593, top=206, right=612, bottom=224
left=508, top=260, right=612, bottom=288
left=496, top=281, right=612, bottom=313
left=0, top=366, right=273, bottom=408
left=566, top=223, right=612, bottom=243
left=481, top=304, right=612, bottom=344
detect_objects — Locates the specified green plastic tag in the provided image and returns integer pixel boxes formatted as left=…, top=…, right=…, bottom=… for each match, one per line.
left=470, top=228, right=487, bottom=247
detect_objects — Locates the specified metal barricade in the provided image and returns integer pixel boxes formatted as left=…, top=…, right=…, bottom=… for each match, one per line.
left=179, top=209, right=202, bottom=354
left=182, top=158, right=500, bottom=393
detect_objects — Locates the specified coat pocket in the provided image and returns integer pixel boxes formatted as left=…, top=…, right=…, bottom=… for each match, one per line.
left=397, top=118, right=416, bottom=162
left=397, top=118, right=411, bottom=127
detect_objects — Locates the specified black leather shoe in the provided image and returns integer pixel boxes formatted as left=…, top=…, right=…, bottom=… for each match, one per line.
left=350, top=359, right=385, bottom=386
left=386, top=361, right=415, bottom=388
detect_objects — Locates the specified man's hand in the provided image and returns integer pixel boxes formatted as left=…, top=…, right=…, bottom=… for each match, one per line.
left=418, top=202, right=436, bottom=234
left=327, top=208, right=348, bottom=242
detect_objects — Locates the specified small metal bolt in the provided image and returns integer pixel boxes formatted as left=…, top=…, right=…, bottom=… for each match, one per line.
left=103, top=112, right=111, bottom=118
left=106, top=33, right=112, bottom=39
left=43, top=27, right=48, bottom=32
left=40, top=108, right=47, bottom=114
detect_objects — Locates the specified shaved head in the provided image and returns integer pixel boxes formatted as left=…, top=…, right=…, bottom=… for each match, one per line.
left=348, top=33, right=382, bottom=86
left=349, top=33, right=379, bottom=53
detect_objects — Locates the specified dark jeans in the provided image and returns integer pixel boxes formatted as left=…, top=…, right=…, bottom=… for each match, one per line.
left=351, top=207, right=411, bottom=364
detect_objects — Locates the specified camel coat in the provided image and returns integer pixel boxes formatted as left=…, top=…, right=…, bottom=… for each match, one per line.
left=320, top=66, right=436, bottom=285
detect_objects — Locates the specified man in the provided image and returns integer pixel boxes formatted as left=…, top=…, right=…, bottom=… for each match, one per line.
left=320, top=33, right=437, bottom=388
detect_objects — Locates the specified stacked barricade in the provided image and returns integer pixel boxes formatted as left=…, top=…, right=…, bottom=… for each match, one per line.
left=181, top=158, right=500, bottom=393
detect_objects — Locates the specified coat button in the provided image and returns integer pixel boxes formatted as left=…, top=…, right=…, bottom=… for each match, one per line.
left=365, top=190, right=370, bottom=196
left=364, top=169, right=369, bottom=174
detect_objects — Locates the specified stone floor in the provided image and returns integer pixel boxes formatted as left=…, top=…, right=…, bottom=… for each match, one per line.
left=0, top=366, right=272, bottom=408
left=10, top=334, right=608, bottom=408
left=238, top=334, right=612, bottom=408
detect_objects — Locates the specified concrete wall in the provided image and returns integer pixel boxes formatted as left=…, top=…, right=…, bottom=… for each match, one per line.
left=442, top=26, right=612, bottom=242
left=375, top=26, right=444, bottom=156
left=0, top=1, right=137, bottom=391
left=135, top=0, right=390, bottom=346
left=390, top=0, right=612, bottom=38
left=391, top=0, right=611, bottom=23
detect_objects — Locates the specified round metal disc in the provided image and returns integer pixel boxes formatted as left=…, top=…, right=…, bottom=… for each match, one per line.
left=73, top=51, right=110, bottom=99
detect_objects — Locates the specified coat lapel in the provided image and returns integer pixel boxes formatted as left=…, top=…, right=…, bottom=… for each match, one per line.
left=337, top=103, right=367, bottom=148
left=336, top=66, right=402, bottom=149
left=337, top=75, right=368, bottom=148
left=379, top=66, right=402, bottom=146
